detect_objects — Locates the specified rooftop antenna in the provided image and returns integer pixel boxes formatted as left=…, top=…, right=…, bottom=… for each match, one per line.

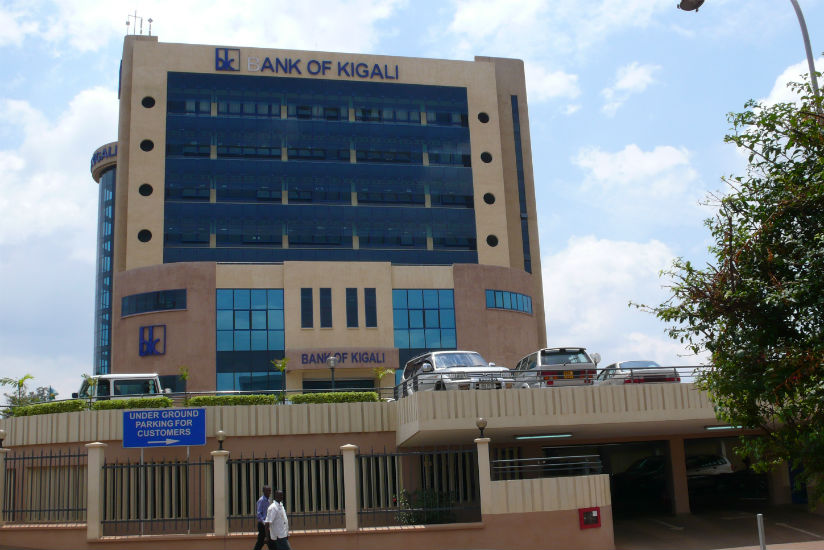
left=147, top=18, right=153, bottom=36
left=126, top=11, right=143, bottom=35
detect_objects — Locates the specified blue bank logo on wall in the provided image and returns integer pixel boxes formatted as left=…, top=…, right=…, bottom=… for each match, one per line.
left=139, top=325, right=166, bottom=356
left=215, top=48, right=240, bottom=71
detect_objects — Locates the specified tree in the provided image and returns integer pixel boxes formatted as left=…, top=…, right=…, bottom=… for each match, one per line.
left=639, top=79, right=824, bottom=501
left=0, top=374, right=34, bottom=408
left=270, top=358, right=289, bottom=402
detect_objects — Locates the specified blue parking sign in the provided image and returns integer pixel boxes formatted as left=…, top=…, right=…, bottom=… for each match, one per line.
left=123, top=408, right=206, bottom=448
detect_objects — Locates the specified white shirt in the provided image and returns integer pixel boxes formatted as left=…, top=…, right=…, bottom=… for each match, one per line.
left=264, top=499, right=289, bottom=539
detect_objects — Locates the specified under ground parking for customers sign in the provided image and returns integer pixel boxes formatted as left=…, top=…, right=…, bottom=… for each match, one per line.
left=123, top=408, right=206, bottom=448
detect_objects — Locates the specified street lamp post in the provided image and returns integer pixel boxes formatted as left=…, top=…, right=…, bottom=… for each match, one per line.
left=678, top=0, right=821, bottom=107
left=327, top=355, right=338, bottom=391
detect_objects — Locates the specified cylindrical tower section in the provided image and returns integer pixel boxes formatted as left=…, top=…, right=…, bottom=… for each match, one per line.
left=91, top=142, right=118, bottom=374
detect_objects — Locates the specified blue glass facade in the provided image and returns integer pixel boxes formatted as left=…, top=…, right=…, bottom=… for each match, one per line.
left=485, top=289, right=533, bottom=314
left=93, top=168, right=116, bottom=374
left=511, top=96, right=532, bottom=274
left=393, top=288, right=456, bottom=349
left=122, top=289, right=186, bottom=316
left=216, top=289, right=285, bottom=391
left=164, top=73, right=477, bottom=266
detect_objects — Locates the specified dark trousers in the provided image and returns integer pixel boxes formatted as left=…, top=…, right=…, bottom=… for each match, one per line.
left=253, top=521, right=267, bottom=550
left=267, top=536, right=291, bottom=550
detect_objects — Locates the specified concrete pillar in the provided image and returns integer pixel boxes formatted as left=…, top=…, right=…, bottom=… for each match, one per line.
left=768, top=463, right=792, bottom=505
left=341, top=444, right=359, bottom=532
left=212, top=450, right=230, bottom=536
left=475, top=438, right=492, bottom=516
left=0, top=448, right=9, bottom=526
left=668, top=437, right=690, bottom=514
left=85, top=442, right=107, bottom=540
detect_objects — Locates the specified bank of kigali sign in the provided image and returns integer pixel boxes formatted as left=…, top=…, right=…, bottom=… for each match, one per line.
left=215, top=48, right=400, bottom=81
left=139, top=325, right=166, bottom=357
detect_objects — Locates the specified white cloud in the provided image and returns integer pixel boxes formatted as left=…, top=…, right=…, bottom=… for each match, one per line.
left=6, top=0, right=405, bottom=54
left=525, top=63, right=581, bottom=101
left=0, top=5, right=38, bottom=47
left=601, top=61, right=660, bottom=116
left=573, top=144, right=697, bottom=197
left=0, top=86, right=117, bottom=251
left=542, top=235, right=698, bottom=366
left=762, top=56, right=824, bottom=106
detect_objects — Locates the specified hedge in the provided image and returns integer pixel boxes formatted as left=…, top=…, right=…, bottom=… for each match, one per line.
left=12, top=399, right=87, bottom=417
left=290, top=392, right=380, bottom=404
left=91, top=396, right=173, bottom=410
left=188, top=394, right=277, bottom=407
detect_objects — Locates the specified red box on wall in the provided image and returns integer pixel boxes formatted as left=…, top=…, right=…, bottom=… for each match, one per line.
left=579, top=506, right=601, bottom=529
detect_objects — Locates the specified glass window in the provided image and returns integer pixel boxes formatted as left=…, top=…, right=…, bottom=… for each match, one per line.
left=217, top=331, right=233, bottom=351
left=234, top=310, right=249, bottom=330
left=485, top=288, right=533, bottom=315
left=251, top=310, right=267, bottom=329
left=320, top=288, right=332, bottom=328
left=393, top=288, right=456, bottom=351
left=217, top=310, right=234, bottom=330
left=250, top=330, right=268, bottom=350
left=251, top=289, right=267, bottom=310
left=217, top=289, right=234, bottom=310
left=346, top=288, right=358, bottom=328
left=364, top=288, right=377, bottom=327
left=301, top=288, right=313, bottom=328
left=122, top=289, right=186, bottom=316
left=234, top=289, right=250, bottom=310
left=234, top=331, right=250, bottom=351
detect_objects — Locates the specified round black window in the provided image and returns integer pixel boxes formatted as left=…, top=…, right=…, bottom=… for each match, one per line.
left=138, top=184, right=153, bottom=196
left=137, top=229, right=152, bottom=242
left=141, top=96, right=156, bottom=108
left=486, top=235, right=498, bottom=247
left=481, top=152, right=492, bottom=163
left=139, top=140, right=154, bottom=152
left=483, top=193, right=495, bottom=204
left=478, top=112, right=490, bottom=123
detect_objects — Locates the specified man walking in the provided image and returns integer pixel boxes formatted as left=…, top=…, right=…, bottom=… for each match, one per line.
left=253, top=485, right=271, bottom=550
left=264, top=489, right=291, bottom=549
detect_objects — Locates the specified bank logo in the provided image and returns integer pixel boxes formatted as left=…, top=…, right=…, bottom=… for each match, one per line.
left=215, top=48, right=240, bottom=71
left=139, top=325, right=166, bottom=357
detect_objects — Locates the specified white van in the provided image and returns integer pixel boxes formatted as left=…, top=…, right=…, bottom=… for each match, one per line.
left=72, top=373, right=167, bottom=400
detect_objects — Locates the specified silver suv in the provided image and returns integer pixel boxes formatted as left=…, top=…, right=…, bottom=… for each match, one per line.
left=398, top=350, right=514, bottom=396
left=513, top=347, right=601, bottom=388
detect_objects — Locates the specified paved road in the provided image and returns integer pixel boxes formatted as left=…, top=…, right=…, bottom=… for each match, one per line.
left=615, top=504, right=824, bottom=550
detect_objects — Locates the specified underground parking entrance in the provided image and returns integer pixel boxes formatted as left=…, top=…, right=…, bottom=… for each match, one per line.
left=537, top=438, right=770, bottom=518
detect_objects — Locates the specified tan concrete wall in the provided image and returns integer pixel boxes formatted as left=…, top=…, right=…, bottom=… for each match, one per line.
left=396, top=383, right=717, bottom=446
left=489, top=474, right=611, bottom=514
left=0, top=402, right=394, bottom=448
left=112, top=262, right=217, bottom=391
left=453, top=263, right=542, bottom=368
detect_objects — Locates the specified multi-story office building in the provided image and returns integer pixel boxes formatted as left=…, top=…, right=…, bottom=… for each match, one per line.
left=90, top=35, right=546, bottom=393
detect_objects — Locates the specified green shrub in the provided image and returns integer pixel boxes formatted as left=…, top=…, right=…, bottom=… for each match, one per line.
left=12, top=399, right=87, bottom=417
left=188, top=394, right=276, bottom=407
left=290, top=391, right=380, bottom=404
left=91, top=396, right=173, bottom=410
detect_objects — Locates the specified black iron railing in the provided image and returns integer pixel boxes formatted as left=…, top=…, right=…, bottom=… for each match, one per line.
left=101, top=457, right=213, bottom=535
left=357, top=448, right=481, bottom=527
left=227, top=453, right=345, bottom=533
left=2, top=448, right=87, bottom=524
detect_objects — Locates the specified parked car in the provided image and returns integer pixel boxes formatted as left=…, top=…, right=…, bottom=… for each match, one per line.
left=72, top=373, right=168, bottom=401
left=686, top=454, right=734, bottom=477
left=513, top=347, right=601, bottom=388
left=595, top=360, right=681, bottom=385
left=398, top=350, right=514, bottom=396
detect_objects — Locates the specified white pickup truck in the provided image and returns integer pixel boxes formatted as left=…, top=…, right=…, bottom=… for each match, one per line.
left=72, top=373, right=168, bottom=400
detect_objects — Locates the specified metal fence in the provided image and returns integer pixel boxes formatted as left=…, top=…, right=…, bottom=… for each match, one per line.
left=490, top=455, right=603, bottom=481
left=101, top=457, right=213, bottom=536
left=227, top=453, right=345, bottom=533
left=2, top=448, right=87, bottom=524
left=357, top=448, right=481, bottom=527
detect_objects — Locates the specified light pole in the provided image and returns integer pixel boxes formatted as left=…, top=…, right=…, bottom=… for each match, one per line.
left=327, top=355, right=338, bottom=391
left=678, top=0, right=821, bottom=107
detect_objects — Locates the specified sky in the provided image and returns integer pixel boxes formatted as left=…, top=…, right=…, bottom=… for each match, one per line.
left=1, top=0, right=822, bottom=399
